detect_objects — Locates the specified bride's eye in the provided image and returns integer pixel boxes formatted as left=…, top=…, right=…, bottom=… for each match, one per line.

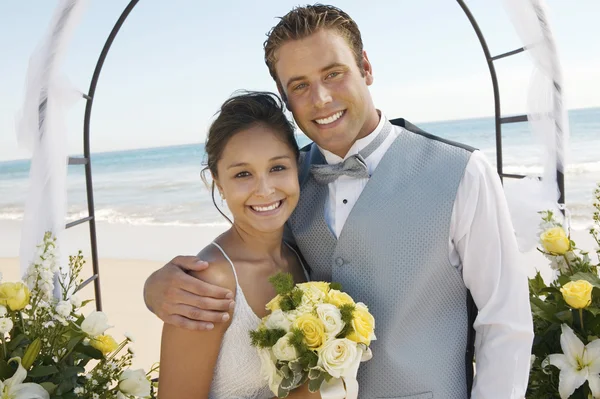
left=271, top=165, right=287, bottom=172
left=235, top=171, right=251, bottom=178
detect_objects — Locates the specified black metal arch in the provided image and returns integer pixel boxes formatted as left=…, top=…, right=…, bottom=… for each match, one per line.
left=69, top=0, right=565, bottom=309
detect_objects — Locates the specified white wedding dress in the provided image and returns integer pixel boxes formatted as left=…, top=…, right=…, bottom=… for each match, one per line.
left=209, top=242, right=307, bottom=398
left=208, top=242, right=274, bottom=398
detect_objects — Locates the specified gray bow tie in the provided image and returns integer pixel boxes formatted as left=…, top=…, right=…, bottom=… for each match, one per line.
left=310, top=120, right=393, bottom=185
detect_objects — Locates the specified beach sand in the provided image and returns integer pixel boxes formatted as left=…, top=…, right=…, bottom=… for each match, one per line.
left=0, top=219, right=598, bottom=373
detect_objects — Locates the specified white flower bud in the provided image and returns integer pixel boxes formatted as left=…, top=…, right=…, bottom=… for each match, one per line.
left=0, top=317, right=14, bottom=334
left=55, top=300, right=73, bottom=318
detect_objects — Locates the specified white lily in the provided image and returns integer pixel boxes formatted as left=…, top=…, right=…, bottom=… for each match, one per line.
left=544, top=324, right=600, bottom=399
left=0, top=357, right=49, bottom=399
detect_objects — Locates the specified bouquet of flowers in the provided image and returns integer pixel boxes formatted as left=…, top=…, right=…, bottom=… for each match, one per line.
left=0, top=232, right=158, bottom=399
left=527, top=183, right=600, bottom=399
left=250, top=273, right=375, bottom=398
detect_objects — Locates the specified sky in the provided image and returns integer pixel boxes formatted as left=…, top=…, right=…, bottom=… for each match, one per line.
left=0, top=0, right=598, bottom=161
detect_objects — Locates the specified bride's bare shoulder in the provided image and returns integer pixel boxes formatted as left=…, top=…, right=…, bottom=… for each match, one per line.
left=192, top=243, right=237, bottom=298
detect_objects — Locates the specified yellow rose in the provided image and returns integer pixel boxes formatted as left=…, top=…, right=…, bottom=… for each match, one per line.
left=265, top=294, right=281, bottom=312
left=90, top=334, right=119, bottom=355
left=298, top=282, right=330, bottom=295
left=560, top=280, right=593, bottom=309
left=347, top=303, right=376, bottom=346
left=0, top=282, right=31, bottom=311
left=326, top=289, right=355, bottom=307
left=540, top=227, right=571, bottom=255
left=293, top=314, right=326, bottom=349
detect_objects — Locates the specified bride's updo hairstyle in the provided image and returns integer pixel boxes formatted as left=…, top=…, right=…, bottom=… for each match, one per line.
left=201, top=91, right=299, bottom=222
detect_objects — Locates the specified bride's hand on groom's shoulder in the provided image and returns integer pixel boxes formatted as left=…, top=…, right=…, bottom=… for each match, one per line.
left=143, top=255, right=235, bottom=331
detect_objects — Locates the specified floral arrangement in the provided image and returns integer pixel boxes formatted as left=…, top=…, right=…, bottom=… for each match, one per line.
left=250, top=273, right=375, bottom=398
left=0, top=232, right=158, bottom=399
left=527, top=184, right=600, bottom=399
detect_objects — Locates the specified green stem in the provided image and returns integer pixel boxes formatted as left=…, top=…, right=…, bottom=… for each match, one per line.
left=19, top=312, right=26, bottom=335
left=580, top=308, right=585, bottom=331
left=107, top=339, right=128, bottom=361
left=1, top=337, right=6, bottom=359
left=562, top=254, right=574, bottom=275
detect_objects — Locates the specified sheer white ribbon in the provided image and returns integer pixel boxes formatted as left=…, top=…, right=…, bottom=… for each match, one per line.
left=320, top=347, right=372, bottom=399
left=501, top=0, right=569, bottom=252
left=16, top=0, right=89, bottom=285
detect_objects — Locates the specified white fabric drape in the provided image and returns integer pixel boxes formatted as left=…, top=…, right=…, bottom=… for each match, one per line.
left=501, top=0, right=570, bottom=251
left=16, top=0, right=89, bottom=281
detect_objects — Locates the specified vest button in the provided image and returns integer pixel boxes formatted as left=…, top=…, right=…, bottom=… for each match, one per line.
left=335, top=257, right=344, bottom=266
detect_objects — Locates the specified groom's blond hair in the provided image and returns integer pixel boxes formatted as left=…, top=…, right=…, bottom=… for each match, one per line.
left=263, top=4, right=365, bottom=89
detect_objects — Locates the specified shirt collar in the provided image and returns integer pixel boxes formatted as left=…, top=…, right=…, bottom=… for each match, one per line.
left=318, top=111, right=387, bottom=165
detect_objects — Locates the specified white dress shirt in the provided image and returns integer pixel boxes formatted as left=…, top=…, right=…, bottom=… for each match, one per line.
left=318, top=114, right=534, bottom=399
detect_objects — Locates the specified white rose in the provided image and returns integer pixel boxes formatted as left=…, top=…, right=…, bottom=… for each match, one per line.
left=119, top=369, right=151, bottom=397
left=316, top=303, right=345, bottom=339
left=69, top=295, right=82, bottom=309
left=55, top=300, right=73, bottom=318
left=264, top=310, right=293, bottom=332
left=81, top=311, right=112, bottom=337
left=0, top=305, right=7, bottom=317
left=317, top=338, right=359, bottom=378
left=258, top=348, right=283, bottom=395
left=0, top=317, right=13, bottom=334
left=272, top=333, right=298, bottom=362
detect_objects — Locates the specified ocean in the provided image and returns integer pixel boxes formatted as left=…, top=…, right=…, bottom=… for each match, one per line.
left=1, top=107, right=599, bottom=230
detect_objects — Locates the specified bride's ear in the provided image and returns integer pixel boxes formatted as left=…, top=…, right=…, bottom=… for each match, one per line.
left=213, top=176, right=225, bottom=200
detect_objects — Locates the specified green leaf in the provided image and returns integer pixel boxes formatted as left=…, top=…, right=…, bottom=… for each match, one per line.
left=570, top=272, right=600, bottom=288
left=62, top=366, right=85, bottom=378
left=277, top=384, right=290, bottom=398
left=40, top=382, right=57, bottom=394
left=308, top=372, right=326, bottom=392
left=6, top=333, right=27, bottom=352
left=280, top=375, right=296, bottom=391
left=529, top=272, right=547, bottom=295
left=66, top=334, right=85, bottom=353
left=308, top=368, right=321, bottom=380
left=539, top=287, right=561, bottom=295
left=28, top=364, right=59, bottom=378
left=0, top=359, right=14, bottom=379
left=555, top=310, right=573, bottom=323
left=74, top=343, right=103, bottom=359
left=531, top=297, right=560, bottom=323
left=586, top=307, right=600, bottom=317
left=54, top=378, right=75, bottom=395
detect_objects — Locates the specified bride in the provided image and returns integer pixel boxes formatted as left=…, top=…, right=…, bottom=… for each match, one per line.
left=157, top=91, right=320, bottom=398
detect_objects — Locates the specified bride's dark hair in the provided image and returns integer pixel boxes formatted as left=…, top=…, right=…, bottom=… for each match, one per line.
left=200, top=91, right=299, bottom=223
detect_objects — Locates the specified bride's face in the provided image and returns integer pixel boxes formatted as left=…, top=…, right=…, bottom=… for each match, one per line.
left=215, top=123, right=299, bottom=234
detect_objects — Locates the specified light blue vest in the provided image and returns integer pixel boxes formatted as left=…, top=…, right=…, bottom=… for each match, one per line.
left=287, top=119, right=476, bottom=398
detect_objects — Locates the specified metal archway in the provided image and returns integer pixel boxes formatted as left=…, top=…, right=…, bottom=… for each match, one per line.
left=69, top=0, right=566, bottom=309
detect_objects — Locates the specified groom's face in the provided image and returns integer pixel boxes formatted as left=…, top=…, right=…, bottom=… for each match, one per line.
left=274, top=29, right=379, bottom=158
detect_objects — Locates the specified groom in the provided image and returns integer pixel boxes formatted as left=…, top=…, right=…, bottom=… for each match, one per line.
left=143, top=4, right=533, bottom=398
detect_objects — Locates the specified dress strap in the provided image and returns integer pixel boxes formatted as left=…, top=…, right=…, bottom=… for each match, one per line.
left=211, top=242, right=240, bottom=286
left=284, top=242, right=310, bottom=282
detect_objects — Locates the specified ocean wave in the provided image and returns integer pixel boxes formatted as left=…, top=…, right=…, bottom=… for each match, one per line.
left=0, top=207, right=230, bottom=228
left=504, top=161, right=600, bottom=176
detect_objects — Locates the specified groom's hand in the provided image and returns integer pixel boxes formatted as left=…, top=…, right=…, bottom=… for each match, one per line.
left=143, top=255, right=235, bottom=331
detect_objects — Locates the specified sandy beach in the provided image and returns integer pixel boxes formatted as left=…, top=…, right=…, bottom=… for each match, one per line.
left=0, top=218, right=597, bottom=373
